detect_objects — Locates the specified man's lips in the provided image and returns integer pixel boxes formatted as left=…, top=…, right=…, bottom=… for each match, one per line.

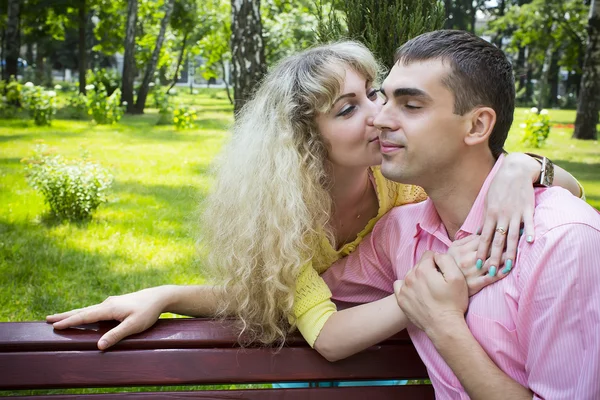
left=379, top=140, right=404, bottom=154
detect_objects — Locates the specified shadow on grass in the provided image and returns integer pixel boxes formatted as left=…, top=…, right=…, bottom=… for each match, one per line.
left=553, top=159, right=600, bottom=181
left=0, top=134, right=29, bottom=142
left=194, top=118, right=231, bottom=131
left=0, top=218, right=194, bottom=322
left=107, top=180, right=205, bottom=240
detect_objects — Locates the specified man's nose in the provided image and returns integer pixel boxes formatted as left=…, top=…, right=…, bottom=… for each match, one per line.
left=374, top=106, right=391, bottom=131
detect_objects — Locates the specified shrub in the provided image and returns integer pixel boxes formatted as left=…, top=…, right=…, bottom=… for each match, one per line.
left=4, top=76, right=23, bottom=105
left=173, top=105, right=197, bottom=130
left=21, top=83, right=57, bottom=126
left=24, top=145, right=113, bottom=221
left=65, top=92, right=89, bottom=120
left=154, top=89, right=173, bottom=125
left=86, top=68, right=121, bottom=96
left=0, top=78, right=22, bottom=118
left=520, top=107, right=551, bottom=148
left=86, top=83, right=125, bottom=124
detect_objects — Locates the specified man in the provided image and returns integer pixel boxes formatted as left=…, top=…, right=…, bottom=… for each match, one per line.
left=322, top=30, right=600, bottom=399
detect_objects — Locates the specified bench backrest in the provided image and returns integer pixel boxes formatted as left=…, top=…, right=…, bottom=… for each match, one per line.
left=0, top=319, right=434, bottom=399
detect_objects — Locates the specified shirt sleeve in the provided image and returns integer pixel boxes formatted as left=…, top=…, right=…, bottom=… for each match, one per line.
left=293, top=261, right=337, bottom=347
left=322, top=212, right=397, bottom=307
left=516, top=223, right=600, bottom=399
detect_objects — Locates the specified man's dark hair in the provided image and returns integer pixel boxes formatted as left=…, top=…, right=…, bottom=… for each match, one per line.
left=394, top=30, right=515, bottom=159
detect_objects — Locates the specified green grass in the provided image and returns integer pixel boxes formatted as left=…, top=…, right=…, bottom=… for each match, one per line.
left=0, top=91, right=233, bottom=322
left=1, top=100, right=599, bottom=324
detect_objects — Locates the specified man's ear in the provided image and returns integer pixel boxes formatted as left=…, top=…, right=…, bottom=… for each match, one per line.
left=464, top=107, right=496, bottom=146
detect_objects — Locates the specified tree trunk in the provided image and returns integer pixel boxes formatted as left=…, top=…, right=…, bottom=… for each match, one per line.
left=230, top=0, right=266, bottom=116
left=573, top=0, right=600, bottom=140
left=220, top=60, right=233, bottom=105
left=35, top=43, right=44, bottom=85
left=134, top=0, right=175, bottom=114
left=167, top=31, right=188, bottom=92
left=3, top=0, right=20, bottom=81
left=548, top=49, right=560, bottom=108
left=121, top=0, right=138, bottom=114
left=78, top=0, right=87, bottom=94
left=492, top=0, right=506, bottom=47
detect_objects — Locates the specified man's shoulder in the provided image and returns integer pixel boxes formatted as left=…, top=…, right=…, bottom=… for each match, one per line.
left=533, top=186, right=600, bottom=236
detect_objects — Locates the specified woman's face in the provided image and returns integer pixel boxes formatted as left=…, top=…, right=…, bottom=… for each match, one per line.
left=315, top=67, right=384, bottom=169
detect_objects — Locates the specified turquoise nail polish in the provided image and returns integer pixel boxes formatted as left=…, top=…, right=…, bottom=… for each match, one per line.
left=489, top=266, right=497, bottom=277
left=502, top=259, right=513, bottom=274
left=526, top=235, right=534, bottom=243
left=476, top=259, right=483, bottom=270
left=519, top=228, right=524, bottom=236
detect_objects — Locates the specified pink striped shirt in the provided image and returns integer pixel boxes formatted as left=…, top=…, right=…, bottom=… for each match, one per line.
left=322, top=157, right=600, bottom=399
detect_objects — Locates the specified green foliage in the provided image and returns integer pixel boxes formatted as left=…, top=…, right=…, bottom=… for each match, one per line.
left=4, top=76, right=23, bottom=105
left=86, top=69, right=121, bottom=97
left=521, top=108, right=551, bottom=148
left=154, top=88, right=174, bottom=125
left=65, top=93, right=90, bottom=120
left=344, top=0, right=445, bottom=69
left=262, top=0, right=318, bottom=64
left=312, top=0, right=346, bottom=43
left=197, top=0, right=231, bottom=83
left=21, top=83, right=58, bottom=126
left=173, top=104, right=196, bottom=129
left=24, top=144, right=114, bottom=221
left=86, top=84, right=125, bottom=125
left=0, top=77, right=22, bottom=118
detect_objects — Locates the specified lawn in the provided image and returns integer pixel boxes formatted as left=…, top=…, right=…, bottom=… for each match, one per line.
left=1, top=93, right=599, bottom=326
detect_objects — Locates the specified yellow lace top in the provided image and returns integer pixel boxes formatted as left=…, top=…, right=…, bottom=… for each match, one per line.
left=293, top=166, right=427, bottom=346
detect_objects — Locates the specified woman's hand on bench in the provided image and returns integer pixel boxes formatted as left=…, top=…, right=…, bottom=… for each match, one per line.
left=46, top=286, right=170, bottom=350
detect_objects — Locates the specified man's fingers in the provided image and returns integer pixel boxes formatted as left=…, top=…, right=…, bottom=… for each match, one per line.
left=433, top=252, right=463, bottom=281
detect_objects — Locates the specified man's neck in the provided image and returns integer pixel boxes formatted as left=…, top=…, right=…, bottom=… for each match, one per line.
left=423, top=154, right=496, bottom=240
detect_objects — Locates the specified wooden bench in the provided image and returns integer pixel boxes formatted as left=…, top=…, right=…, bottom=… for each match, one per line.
left=0, top=319, right=434, bottom=399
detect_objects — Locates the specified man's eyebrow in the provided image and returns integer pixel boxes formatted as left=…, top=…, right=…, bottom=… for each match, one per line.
left=380, top=87, right=431, bottom=100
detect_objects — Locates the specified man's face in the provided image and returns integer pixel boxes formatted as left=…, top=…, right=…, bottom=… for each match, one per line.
left=375, top=59, right=471, bottom=186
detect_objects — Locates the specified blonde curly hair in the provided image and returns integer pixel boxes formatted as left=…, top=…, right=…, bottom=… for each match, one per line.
left=201, top=41, right=381, bottom=345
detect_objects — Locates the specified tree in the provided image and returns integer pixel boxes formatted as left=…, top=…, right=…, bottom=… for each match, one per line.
left=78, top=0, right=87, bottom=94
left=121, top=0, right=138, bottom=114
left=134, top=0, right=175, bottom=113
left=573, top=0, right=600, bottom=140
left=488, top=0, right=587, bottom=108
left=230, top=0, right=266, bottom=115
left=443, top=0, right=486, bottom=33
left=3, top=0, right=20, bottom=81
left=344, top=0, right=445, bottom=69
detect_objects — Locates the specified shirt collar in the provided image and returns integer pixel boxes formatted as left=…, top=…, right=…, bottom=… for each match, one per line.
left=414, top=154, right=506, bottom=239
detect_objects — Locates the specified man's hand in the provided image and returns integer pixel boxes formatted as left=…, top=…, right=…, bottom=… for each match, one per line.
left=394, top=251, right=469, bottom=337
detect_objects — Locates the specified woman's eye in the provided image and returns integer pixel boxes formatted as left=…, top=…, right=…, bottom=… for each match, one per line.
left=337, top=105, right=355, bottom=117
left=405, top=104, right=421, bottom=110
left=367, top=89, right=378, bottom=99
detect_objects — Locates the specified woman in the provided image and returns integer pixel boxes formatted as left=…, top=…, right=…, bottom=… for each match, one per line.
left=48, top=41, right=583, bottom=359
